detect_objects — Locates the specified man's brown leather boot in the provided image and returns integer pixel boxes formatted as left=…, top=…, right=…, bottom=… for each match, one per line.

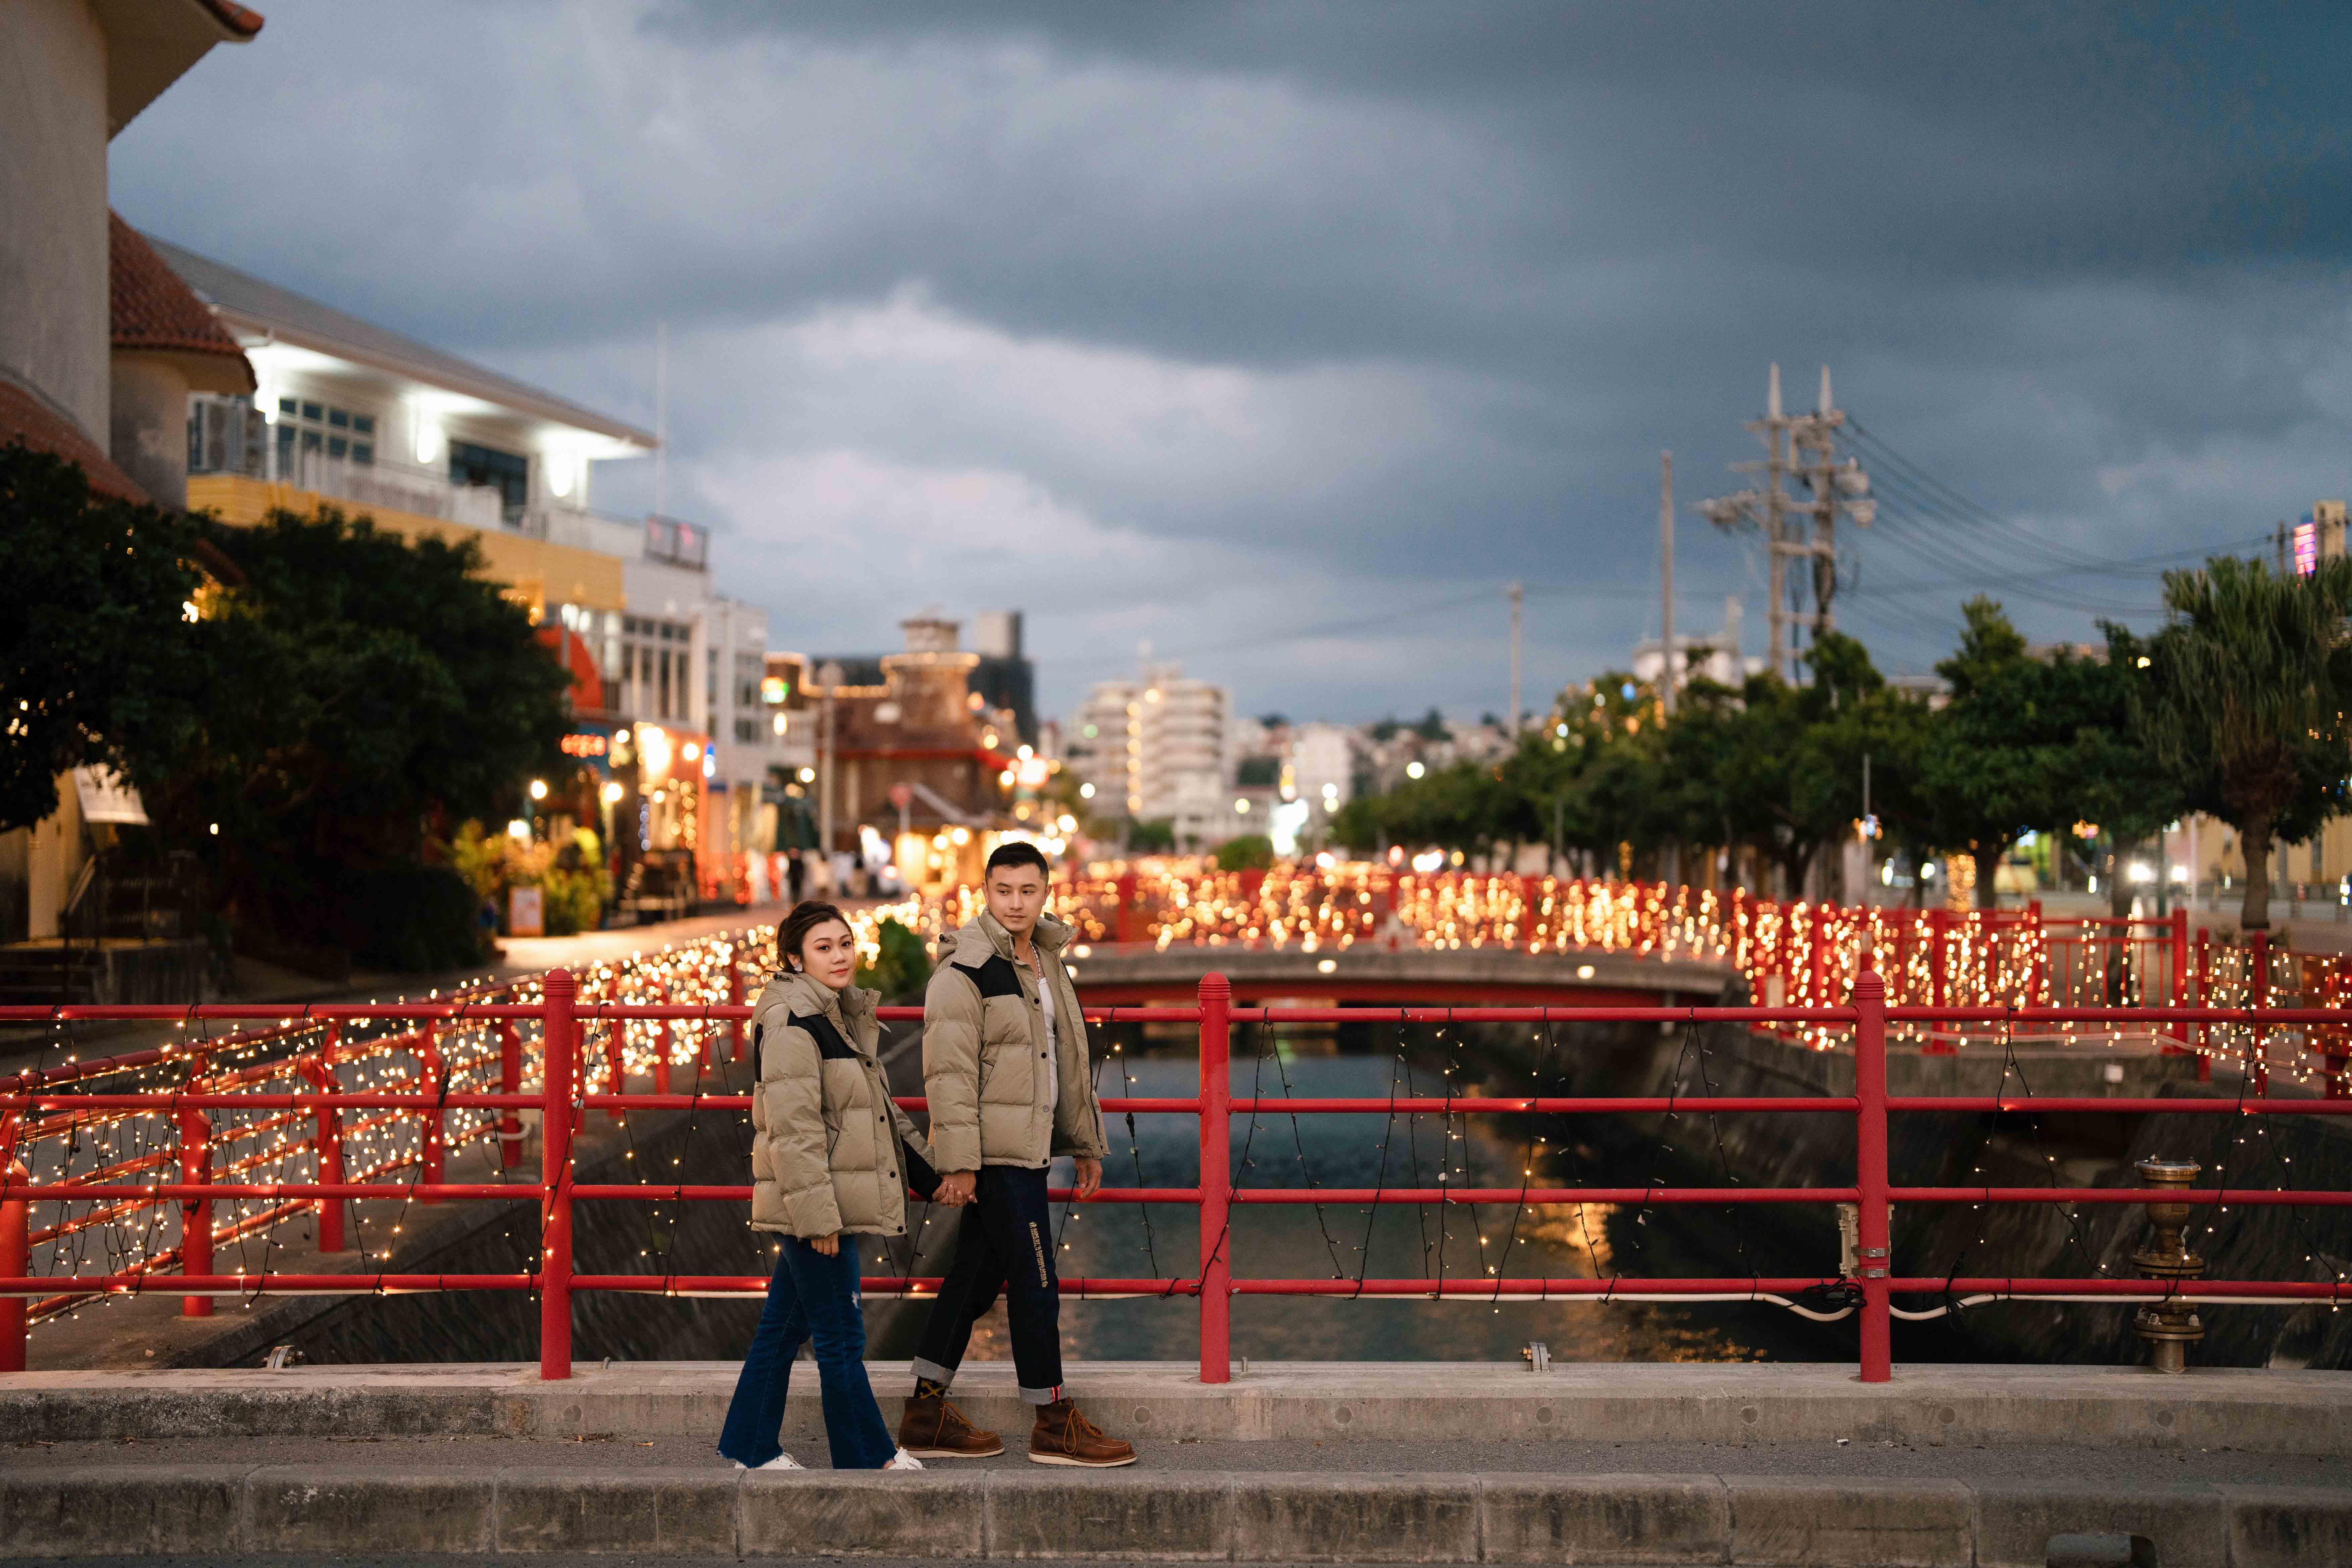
left=898, top=1394, right=1004, bottom=1458
left=1027, top=1399, right=1136, bottom=1467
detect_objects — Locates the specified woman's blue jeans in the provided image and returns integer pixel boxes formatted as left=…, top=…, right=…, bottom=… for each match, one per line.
left=717, top=1234, right=897, bottom=1470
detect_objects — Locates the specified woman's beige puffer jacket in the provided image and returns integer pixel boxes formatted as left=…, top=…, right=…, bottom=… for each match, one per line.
left=747, top=971, right=937, bottom=1238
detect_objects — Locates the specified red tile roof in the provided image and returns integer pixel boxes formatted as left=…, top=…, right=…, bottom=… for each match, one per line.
left=111, top=213, right=254, bottom=387
left=198, top=1, right=266, bottom=38
left=0, top=382, right=150, bottom=506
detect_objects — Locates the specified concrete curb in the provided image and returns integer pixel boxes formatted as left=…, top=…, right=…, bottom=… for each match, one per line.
left=10, top=1362, right=2351, bottom=1454
left=4, top=1467, right=2351, bottom=1563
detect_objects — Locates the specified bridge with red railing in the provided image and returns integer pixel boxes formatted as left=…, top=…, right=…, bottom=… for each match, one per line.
left=2, top=869, right=2348, bottom=1384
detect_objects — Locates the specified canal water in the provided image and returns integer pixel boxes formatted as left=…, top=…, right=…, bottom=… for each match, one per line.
left=916, top=1019, right=1877, bottom=1367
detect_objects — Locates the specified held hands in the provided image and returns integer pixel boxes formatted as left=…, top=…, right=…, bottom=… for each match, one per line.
left=809, top=1232, right=840, bottom=1257
left=935, top=1170, right=977, bottom=1207
left=931, top=1161, right=1099, bottom=1204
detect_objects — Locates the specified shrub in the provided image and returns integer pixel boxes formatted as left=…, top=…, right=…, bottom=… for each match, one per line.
left=1214, top=834, right=1276, bottom=871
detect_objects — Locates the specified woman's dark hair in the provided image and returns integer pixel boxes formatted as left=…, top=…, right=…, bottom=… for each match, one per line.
left=777, top=900, right=851, bottom=971
left=985, top=840, right=1051, bottom=879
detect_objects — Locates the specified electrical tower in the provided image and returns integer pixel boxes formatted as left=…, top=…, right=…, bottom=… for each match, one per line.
left=1697, top=364, right=1875, bottom=679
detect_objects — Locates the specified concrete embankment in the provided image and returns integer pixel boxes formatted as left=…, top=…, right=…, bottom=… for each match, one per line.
left=5, top=1364, right=2349, bottom=1563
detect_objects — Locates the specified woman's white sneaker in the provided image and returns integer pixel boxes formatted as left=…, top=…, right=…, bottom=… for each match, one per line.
left=732, top=1453, right=804, bottom=1471
left=883, top=1448, right=926, bottom=1471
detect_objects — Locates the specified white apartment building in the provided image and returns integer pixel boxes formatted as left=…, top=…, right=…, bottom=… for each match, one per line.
left=160, top=237, right=781, bottom=880
left=1070, top=664, right=1234, bottom=838
left=1287, top=722, right=1357, bottom=817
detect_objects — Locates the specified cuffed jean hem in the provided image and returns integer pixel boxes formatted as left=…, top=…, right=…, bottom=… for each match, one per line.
left=909, top=1356, right=957, bottom=1387
left=1019, top=1383, right=1066, bottom=1406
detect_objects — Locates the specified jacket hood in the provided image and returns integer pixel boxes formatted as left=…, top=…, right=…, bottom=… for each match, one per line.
left=951, top=909, right=1073, bottom=963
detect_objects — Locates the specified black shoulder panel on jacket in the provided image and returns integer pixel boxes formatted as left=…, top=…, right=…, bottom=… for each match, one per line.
left=788, top=1012, right=859, bottom=1061
left=950, top=954, right=1025, bottom=999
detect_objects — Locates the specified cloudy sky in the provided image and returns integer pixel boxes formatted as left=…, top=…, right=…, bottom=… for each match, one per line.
left=112, top=2, right=2352, bottom=722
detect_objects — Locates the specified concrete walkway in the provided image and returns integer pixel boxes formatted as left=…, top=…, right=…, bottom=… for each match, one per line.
left=5, top=1364, right=2348, bottom=1563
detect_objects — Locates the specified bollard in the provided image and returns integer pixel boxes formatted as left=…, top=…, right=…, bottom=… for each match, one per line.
left=498, top=1021, right=523, bottom=1169
left=1852, top=966, right=1892, bottom=1382
left=1196, top=973, right=1232, bottom=1383
left=540, top=968, right=579, bottom=1379
left=1116, top=873, right=1139, bottom=945
left=2131, top=1158, right=2204, bottom=1374
left=299, top=1036, right=346, bottom=1252
left=179, top=1104, right=212, bottom=1318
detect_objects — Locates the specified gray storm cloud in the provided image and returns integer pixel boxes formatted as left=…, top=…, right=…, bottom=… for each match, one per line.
left=110, top=0, right=2352, bottom=717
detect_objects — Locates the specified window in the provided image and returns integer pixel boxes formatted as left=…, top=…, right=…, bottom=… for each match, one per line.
left=448, top=440, right=530, bottom=523
left=187, top=395, right=264, bottom=475
left=274, top=397, right=375, bottom=473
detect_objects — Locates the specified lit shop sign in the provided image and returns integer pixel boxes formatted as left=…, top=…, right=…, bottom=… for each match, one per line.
left=2296, top=521, right=2319, bottom=577
left=561, top=733, right=609, bottom=758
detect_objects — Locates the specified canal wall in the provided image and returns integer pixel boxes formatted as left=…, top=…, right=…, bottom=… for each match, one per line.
left=1525, top=1003, right=2352, bottom=1372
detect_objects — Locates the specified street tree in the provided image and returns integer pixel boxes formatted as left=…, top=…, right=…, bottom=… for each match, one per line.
left=1917, top=599, right=2057, bottom=909
left=0, top=443, right=208, bottom=832
left=2134, top=555, right=2352, bottom=932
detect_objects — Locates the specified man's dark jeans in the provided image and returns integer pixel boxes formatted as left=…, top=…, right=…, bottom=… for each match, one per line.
left=909, top=1165, right=1065, bottom=1404
left=718, top=1234, right=897, bottom=1469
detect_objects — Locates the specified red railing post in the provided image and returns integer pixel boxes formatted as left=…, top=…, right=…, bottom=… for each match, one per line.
left=418, top=1022, right=445, bottom=1202
left=540, top=968, right=578, bottom=1380
left=498, top=1021, right=523, bottom=1171
left=1926, top=907, right=1953, bottom=1054
left=2250, top=930, right=2271, bottom=1095
left=728, top=957, right=746, bottom=1063
left=2163, top=906, right=2190, bottom=1054
left=652, top=982, right=672, bottom=1097
left=2195, top=927, right=2213, bottom=1082
left=179, top=1104, right=212, bottom=1318
left=1, top=1112, right=26, bottom=1373
left=1196, top=972, right=1232, bottom=1383
left=1852, top=965, right=1892, bottom=1382
left=300, top=1030, right=347, bottom=1251
left=2028, top=900, right=2048, bottom=1008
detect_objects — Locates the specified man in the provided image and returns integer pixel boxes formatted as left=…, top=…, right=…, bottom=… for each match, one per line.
left=897, top=842, right=1136, bottom=1467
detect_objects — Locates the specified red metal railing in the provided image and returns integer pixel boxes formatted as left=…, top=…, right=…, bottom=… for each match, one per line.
left=3, top=968, right=2347, bottom=1384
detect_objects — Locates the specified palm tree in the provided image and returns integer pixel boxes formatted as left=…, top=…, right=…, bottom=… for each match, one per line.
left=2137, top=555, right=2352, bottom=932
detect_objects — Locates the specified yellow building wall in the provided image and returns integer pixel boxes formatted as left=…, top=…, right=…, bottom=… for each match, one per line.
left=188, top=474, right=627, bottom=617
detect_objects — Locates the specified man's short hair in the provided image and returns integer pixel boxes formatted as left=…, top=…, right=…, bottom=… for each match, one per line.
left=985, top=840, right=1051, bottom=880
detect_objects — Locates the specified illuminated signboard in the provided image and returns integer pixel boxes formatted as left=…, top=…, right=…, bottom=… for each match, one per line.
left=762, top=675, right=789, bottom=704
left=560, top=733, right=609, bottom=758
left=2295, top=521, right=2319, bottom=577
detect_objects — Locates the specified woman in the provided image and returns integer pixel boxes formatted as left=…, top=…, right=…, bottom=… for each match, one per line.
left=718, top=900, right=939, bottom=1471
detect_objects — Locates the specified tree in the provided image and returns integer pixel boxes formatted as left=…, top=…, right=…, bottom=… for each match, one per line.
left=2135, top=555, right=2352, bottom=931
left=0, top=443, right=209, bottom=831
left=1917, top=599, right=2056, bottom=909
left=2049, top=625, right=2190, bottom=921
left=146, top=506, right=574, bottom=965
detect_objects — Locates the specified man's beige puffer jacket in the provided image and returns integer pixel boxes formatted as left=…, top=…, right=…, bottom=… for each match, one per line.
left=748, top=971, right=936, bottom=1238
left=922, top=911, right=1109, bottom=1172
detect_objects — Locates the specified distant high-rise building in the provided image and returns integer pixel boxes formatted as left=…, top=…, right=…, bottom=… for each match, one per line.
left=1069, top=663, right=1232, bottom=837
left=970, top=608, right=1038, bottom=746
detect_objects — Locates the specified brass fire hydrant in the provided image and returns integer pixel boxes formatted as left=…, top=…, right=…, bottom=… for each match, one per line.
left=2131, top=1158, right=2204, bottom=1374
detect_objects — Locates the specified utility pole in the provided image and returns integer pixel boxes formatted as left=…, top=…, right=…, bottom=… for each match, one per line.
left=653, top=319, right=669, bottom=520
left=1793, top=365, right=1875, bottom=641
left=1507, top=581, right=1523, bottom=732
left=1659, top=450, right=1675, bottom=716
left=1699, top=363, right=1872, bottom=680
left=816, top=659, right=844, bottom=863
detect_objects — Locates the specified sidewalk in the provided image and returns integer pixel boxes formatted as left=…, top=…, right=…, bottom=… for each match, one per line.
left=5, top=1363, right=2348, bottom=1563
